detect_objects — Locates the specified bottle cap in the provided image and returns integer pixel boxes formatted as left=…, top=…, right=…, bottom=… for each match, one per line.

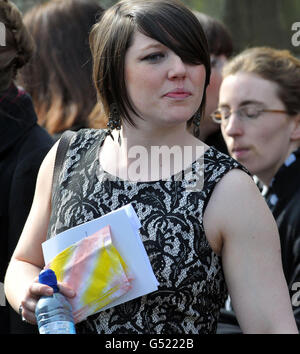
left=39, top=269, right=59, bottom=293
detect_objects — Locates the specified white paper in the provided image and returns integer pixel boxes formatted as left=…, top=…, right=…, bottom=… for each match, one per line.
left=42, top=204, right=159, bottom=312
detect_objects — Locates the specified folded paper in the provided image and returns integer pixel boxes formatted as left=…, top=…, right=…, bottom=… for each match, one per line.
left=45, top=225, right=132, bottom=323
left=42, top=204, right=159, bottom=315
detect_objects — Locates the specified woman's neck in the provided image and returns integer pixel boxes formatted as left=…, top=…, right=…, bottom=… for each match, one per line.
left=100, top=124, right=208, bottom=182
left=120, top=122, right=200, bottom=148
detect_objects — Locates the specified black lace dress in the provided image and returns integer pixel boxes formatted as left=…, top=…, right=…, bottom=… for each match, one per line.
left=47, top=129, right=248, bottom=334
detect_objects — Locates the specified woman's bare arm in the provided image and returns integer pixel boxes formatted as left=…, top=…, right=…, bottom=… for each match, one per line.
left=4, top=141, right=59, bottom=321
left=204, top=168, right=298, bottom=333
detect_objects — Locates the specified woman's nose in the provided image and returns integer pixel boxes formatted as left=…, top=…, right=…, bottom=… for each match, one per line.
left=223, top=112, right=244, bottom=137
left=168, top=54, right=187, bottom=79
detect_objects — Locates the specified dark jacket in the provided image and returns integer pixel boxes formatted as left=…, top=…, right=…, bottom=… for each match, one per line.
left=0, top=84, right=54, bottom=333
left=263, top=148, right=300, bottom=330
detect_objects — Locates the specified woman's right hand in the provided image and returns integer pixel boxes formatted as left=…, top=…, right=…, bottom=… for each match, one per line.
left=20, top=276, right=76, bottom=325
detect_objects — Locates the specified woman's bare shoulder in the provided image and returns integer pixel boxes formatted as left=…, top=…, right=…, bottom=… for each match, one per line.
left=203, top=168, right=274, bottom=254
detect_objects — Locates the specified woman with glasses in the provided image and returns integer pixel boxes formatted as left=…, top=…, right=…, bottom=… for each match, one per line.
left=216, top=46, right=300, bottom=330
left=5, top=2, right=297, bottom=334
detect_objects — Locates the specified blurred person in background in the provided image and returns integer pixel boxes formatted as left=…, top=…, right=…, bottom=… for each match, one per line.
left=17, top=0, right=105, bottom=140
left=0, top=0, right=53, bottom=333
left=191, top=11, right=233, bottom=154
left=215, top=46, right=300, bottom=332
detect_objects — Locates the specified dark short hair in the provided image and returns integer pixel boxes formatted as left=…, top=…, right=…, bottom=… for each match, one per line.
left=90, top=0, right=211, bottom=127
left=193, top=11, right=233, bottom=58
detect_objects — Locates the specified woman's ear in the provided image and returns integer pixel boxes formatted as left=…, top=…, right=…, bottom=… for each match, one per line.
left=290, top=113, right=300, bottom=142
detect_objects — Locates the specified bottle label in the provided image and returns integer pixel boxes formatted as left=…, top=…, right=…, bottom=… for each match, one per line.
left=39, top=321, right=76, bottom=334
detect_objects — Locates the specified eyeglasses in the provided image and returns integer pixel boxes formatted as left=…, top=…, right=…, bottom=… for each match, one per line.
left=211, top=104, right=288, bottom=124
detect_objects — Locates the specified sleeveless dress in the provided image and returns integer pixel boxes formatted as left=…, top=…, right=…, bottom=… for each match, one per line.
left=47, top=128, right=249, bottom=334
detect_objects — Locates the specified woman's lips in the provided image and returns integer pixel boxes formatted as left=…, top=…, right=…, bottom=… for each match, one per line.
left=164, top=90, right=191, bottom=99
left=232, top=148, right=250, bottom=159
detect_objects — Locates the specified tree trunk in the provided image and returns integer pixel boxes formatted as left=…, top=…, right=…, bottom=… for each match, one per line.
left=222, top=0, right=286, bottom=53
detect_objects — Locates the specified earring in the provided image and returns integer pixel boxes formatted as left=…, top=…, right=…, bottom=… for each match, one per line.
left=193, top=109, right=201, bottom=138
left=106, top=103, right=121, bottom=145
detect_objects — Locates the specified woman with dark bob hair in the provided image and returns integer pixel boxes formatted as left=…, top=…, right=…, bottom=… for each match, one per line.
left=5, top=0, right=297, bottom=334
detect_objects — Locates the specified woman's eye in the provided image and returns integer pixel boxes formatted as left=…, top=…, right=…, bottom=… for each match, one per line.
left=142, top=52, right=165, bottom=63
left=210, top=57, right=217, bottom=68
left=244, top=106, right=260, bottom=118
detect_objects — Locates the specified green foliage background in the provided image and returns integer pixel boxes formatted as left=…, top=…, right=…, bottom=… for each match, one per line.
left=12, top=0, right=300, bottom=56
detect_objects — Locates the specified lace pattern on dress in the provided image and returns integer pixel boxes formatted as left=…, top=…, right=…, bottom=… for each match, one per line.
left=47, top=129, right=249, bottom=334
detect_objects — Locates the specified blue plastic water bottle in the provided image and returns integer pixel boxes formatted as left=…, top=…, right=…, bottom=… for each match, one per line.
left=35, top=269, right=76, bottom=334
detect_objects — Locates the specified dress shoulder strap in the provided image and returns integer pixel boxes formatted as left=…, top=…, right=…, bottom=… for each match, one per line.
left=51, top=130, right=76, bottom=206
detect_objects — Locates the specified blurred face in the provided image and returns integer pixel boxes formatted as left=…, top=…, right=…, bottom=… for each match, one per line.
left=124, top=31, right=206, bottom=129
left=219, top=72, right=297, bottom=185
left=205, top=54, right=227, bottom=119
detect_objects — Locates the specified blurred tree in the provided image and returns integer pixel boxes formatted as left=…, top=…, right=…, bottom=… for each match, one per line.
left=222, top=0, right=286, bottom=53
left=190, top=0, right=300, bottom=56
left=197, top=0, right=300, bottom=56
left=12, top=0, right=115, bottom=12
left=10, top=0, right=300, bottom=56
left=188, top=0, right=223, bottom=19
